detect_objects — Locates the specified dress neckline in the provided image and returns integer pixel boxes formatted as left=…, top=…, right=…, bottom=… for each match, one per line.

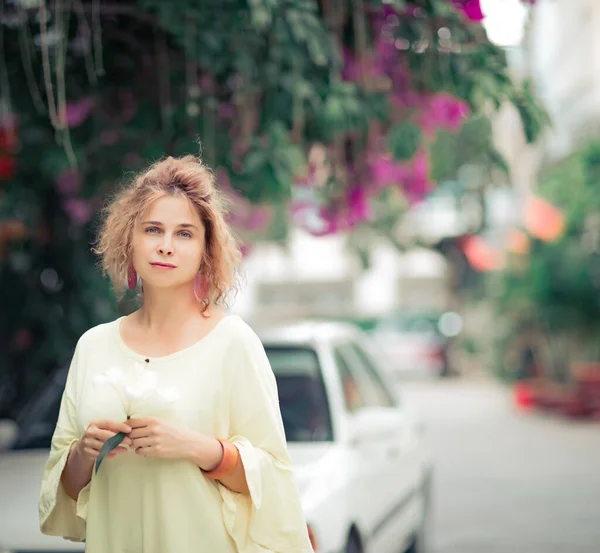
left=114, top=314, right=238, bottom=363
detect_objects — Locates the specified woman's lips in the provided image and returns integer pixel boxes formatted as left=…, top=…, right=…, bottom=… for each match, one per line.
left=151, top=262, right=176, bottom=269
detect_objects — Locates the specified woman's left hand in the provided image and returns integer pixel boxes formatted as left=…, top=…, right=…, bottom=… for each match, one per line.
left=127, top=417, right=223, bottom=470
left=127, top=417, right=190, bottom=458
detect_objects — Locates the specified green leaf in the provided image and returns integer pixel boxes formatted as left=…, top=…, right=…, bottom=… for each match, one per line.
left=324, top=96, right=345, bottom=124
left=244, top=149, right=269, bottom=174
left=306, top=35, right=329, bottom=67
left=387, top=122, right=423, bottom=161
left=248, top=0, right=273, bottom=29
left=275, top=144, right=306, bottom=175
left=95, top=432, right=127, bottom=474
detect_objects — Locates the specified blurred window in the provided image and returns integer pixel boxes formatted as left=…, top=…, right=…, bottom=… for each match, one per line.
left=336, top=342, right=395, bottom=409
left=349, top=343, right=396, bottom=408
left=265, top=347, right=333, bottom=442
left=333, top=348, right=365, bottom=413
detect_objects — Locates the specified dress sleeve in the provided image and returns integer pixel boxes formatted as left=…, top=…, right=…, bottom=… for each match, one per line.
left=218, top=327, right=314, bottom=553
left=38, top=338, right=90, bottom=542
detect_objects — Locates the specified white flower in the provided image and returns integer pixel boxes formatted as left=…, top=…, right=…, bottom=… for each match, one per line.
left=93, top=364, right=179, bottom=417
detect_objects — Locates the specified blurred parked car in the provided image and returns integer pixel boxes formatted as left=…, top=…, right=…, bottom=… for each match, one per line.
left=0, top=320, right=432, bottom=553
left=372, top=310, right=463, bottom=379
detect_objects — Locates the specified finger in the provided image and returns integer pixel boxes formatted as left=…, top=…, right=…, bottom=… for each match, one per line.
left=95, top=419, right=132, bottom=434
left=128, top=428, right=151, bottom=440
left=107, top=446, right=129, bottom=459
left=83, top=437, right=104, bottom=452
left=127, top=417, right=152, bottom=429
left=135, top=446, right=155, bottom=456
left=82, top=441, right=103, bottom=458
left=90, top=428, right=123, bottom=443
left=131, top=437, right=154, bottom=449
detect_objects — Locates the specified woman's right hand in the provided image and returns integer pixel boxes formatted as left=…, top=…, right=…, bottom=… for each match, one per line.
left=76, top=419, right=133, bottom=462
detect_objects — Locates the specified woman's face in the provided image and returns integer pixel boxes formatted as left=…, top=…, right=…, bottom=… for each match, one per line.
left=132, top=193, right=206, bottom=290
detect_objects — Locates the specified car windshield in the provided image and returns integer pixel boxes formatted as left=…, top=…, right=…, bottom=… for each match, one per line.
left=264, top=346, right=333, bottom=442
left=10, top=346, right=333, bottom=450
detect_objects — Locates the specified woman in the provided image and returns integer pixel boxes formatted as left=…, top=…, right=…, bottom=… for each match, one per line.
left=38, top=155, right=314, bottom=553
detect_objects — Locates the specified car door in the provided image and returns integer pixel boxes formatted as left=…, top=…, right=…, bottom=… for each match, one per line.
left=332, top=341, right=402, bottom=553
left=340, top=340, right=421, bottom=553
left=330, top=344, right=391, bottom=552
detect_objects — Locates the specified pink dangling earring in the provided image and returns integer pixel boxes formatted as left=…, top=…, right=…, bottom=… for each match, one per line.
left=194, top=273, right=209, bottom=302
left=127, top=265, right=138, bottom=291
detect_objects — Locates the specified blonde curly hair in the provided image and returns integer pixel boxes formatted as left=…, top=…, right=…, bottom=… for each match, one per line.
left=94, top=155, right=241, bottom=312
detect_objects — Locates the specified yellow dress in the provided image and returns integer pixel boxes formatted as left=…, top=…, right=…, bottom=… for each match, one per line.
left=38, top=315, right=314, bottom=553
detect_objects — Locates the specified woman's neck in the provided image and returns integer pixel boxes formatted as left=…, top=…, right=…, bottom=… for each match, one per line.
left=136, top=284, right=213, bottom=333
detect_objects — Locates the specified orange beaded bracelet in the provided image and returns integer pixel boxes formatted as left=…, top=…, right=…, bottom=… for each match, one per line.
left=202, top=438, right=240, bottom=480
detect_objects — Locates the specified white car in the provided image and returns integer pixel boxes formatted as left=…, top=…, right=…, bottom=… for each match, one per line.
left=0, top=320, right=433, bottom=553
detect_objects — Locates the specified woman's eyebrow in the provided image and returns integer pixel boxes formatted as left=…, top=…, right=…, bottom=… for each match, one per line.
left=142, top=220, right=198, bottom=229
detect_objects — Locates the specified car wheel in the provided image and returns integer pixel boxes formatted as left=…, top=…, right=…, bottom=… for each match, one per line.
left=345, top=530, right=363, bottom=553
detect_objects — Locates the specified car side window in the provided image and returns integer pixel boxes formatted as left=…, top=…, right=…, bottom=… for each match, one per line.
left=333, top=348, right=364, bottom=413
left=350, top=343, right=396, bottom=408
left=336, top=342, right=395, bottom=409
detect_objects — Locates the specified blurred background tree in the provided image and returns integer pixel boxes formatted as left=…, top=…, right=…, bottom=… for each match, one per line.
left=493, top=140, right=600, bottom=383
left=0, top=0, right=545, bottom=415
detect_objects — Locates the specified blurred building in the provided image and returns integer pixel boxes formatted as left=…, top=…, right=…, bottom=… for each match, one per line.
left=490, top=0, right=600, bottom=220
left=235, top=230, right=449, bottom=323
left=491, top=48, right=541, bottom=205
left=526, top=0, right=600, bottom=163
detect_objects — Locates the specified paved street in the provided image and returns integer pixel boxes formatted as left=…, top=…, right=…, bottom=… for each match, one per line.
left=400, top=377, right=600, bottom=553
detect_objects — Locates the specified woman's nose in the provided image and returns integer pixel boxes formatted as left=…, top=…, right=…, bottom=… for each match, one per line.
left=158, top=239, right=174, bottom=256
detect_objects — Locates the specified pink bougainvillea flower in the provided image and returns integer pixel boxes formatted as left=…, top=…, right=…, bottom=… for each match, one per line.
left=65, top=97, right=94, bottom=128
left=451, top=0, right=485, bottom=21
left=316, top=208, right=346, bottom=236
left=56, top=169, right=82, bottom=196
left=418, top=93, right=471, bottom=134
left=347, top=186, right=372, bottom=226
left=63, top=198, right=93, bottom=227
left=432, top=94, right=470, bottom=131
left=227, top=205, right=271, bottom=233
left=291, top=201, right=342, bottom=237
left=369, top=154, right=410, bottom=192
left=403, top=149, right=432, bottom=203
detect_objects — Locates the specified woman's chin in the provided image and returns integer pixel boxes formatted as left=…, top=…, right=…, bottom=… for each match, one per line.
left=140, top=277, right=192, bottom=291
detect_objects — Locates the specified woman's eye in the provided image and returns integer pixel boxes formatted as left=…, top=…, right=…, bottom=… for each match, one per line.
left=145, top=227, right=160, bottom=234
left=179, top=231, right=192, bottom=238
